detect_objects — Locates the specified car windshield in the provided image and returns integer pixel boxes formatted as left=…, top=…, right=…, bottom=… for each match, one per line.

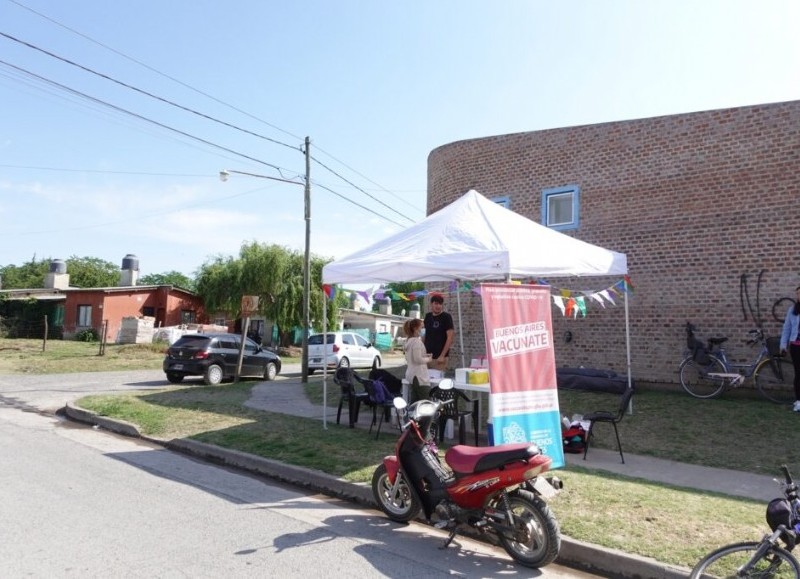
left=308, top=334, right=336, bottom=345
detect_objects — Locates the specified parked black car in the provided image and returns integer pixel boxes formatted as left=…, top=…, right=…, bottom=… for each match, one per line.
left=163, top=333, right=281, bottom=385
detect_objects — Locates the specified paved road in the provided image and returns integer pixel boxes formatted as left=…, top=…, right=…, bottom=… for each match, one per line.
left=0, top=370, right=601, bottom=577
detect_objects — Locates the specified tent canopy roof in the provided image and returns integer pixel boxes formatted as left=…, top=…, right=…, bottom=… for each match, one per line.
left=322, top=190, right=627, bottom=284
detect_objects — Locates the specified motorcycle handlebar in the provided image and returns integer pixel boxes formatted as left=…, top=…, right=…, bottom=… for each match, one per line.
left=782, top=464, right=795, bottom=486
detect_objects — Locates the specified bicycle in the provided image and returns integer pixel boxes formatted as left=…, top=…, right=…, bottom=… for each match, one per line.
left=690, top=464, right=800, bottom=578
left=679, top=322, right=796, bottom=404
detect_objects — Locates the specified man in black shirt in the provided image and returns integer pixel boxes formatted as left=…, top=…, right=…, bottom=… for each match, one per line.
left=423, top=293, right=454, bottom=371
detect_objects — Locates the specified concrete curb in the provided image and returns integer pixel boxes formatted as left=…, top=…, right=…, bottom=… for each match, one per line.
left=63, top=402, right=690, bottom=578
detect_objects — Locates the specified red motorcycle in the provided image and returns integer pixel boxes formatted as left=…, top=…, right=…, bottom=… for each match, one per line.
left=371, top=379, right=562, bottom=569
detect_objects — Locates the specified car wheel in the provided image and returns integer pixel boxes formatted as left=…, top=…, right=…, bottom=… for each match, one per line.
left=166, top=372, right=184, bottom=384
left=264, top=362, right=278, bottom=381
left=308, top=368, right=316, bottom=375
left=338, top=357, right=350, bottom=369
left=204, top=363, right=224, bottom=385
left=372, top=356, right=381, bottom=370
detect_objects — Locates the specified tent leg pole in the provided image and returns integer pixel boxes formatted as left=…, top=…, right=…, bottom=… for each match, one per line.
left=322, top=295, right=328, bottom=429
left=625, top=291, right=633, bottom=414
left=456, top=280, right=466, bottom=369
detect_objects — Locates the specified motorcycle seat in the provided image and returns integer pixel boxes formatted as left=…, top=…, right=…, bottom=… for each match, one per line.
left=446, top=442, right=537, bottom=475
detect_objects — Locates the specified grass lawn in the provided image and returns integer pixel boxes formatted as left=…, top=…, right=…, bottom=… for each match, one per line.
left=2, top=337, right=794, bottom=571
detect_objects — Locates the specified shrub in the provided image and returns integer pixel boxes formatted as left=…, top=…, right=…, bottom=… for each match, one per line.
left=75, top=328, right=100, bottom=342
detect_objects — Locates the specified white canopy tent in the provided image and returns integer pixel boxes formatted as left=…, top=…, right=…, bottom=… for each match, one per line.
left=320, top=190, right=630, bottom=427
left=324, top=189, right=627, bottom=283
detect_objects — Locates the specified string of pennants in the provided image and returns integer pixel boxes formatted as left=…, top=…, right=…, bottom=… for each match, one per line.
left=322, top=275, right=633, bottom=318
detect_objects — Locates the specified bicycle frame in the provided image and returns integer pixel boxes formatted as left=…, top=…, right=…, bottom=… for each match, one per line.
left=710, top=343, right=770, bottom=381
left=680, top=323, right=794, bottom=403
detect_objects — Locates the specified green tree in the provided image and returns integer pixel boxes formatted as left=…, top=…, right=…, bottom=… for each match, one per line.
left=65, top=256, right=119, bottom=288
left=0, top=255, right=119, bottom=289
left=139, top=271, right=195, bottom=291
left=377, top=282, right=425, bottom=315
left=195, top=242, right=340, bottom=346
left=0, top=257, right=50, bottom=289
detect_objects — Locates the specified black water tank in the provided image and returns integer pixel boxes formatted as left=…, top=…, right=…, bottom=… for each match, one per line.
left=121, top=254, right=139, bottom=271
left=49, top=259, right=67, bottom=274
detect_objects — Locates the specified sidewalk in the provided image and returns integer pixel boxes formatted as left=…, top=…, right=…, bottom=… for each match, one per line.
left=248, top=373, right=778, bottom=502
left=241, top=373, right=780, bottom=577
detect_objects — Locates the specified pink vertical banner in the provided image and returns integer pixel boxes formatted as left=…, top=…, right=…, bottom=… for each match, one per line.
left=481, top=283, right=565, bottom=468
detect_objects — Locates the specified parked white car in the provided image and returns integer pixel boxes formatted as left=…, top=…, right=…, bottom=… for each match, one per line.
left=307, top=332, right=382, bottom=373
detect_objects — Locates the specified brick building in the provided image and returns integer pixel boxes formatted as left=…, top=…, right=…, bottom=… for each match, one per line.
left=0, top=256, right=206, bottom=342
left=427, top=100, right=800, bottom=386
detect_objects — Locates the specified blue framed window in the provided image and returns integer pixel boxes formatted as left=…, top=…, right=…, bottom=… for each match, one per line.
left=542, top=186, right=580, bottom=230
left=491, top=195, right=510, bottom=209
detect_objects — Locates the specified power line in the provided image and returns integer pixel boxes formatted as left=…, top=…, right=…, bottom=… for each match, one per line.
left=0, top=57, right=297, bottom=179
left=7, top=0, right=304, bottom=143
left=5, top=0, right=424, bottom=219
left=0, top=28, right=421, bottom=225
left=311, top=181, right=407, bottom=228
left=310, top=154, right=415, bottom=224
left=0, top=30, right=301, bottom=154
left=0, top=164, right=211, bottom=177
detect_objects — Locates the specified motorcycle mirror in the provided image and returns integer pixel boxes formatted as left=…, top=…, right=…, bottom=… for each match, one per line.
left=438, top=378, right=454, bottom=390
left=393, top=397, right=407, bottom=410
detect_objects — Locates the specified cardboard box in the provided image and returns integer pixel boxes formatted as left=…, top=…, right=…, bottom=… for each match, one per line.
left=455, top=368, right=468, bottom=383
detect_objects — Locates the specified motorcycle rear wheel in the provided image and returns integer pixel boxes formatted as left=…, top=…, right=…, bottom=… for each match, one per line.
left=371, top=464, right=420, bottom=523
left=497, top=489, right=561, bottom=568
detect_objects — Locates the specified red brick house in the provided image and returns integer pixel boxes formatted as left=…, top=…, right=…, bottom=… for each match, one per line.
left=62, top=285, right=206, bottom=341
left=0, top=256, right=206, bottom=342
left=427, top=100, right=800, bottom=386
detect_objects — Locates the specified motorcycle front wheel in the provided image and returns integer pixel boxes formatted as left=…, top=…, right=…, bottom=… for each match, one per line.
left=497, top=489, right=561, bottom=568
left=371, top=464, right=420, bottom=523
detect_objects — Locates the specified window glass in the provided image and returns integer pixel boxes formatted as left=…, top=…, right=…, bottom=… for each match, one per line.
left=77, top=305, right=92, bottom=327
left=542, top=186, right=580, bottom=231
left=491, top=195, right=510, bottom=209
left=308, top=334, right=336, bottom=345
left=355, top=334, right=368, bottom=347
left=174, top=336, right=212, bottom=348
left=548, top=193, right=573, bottom=226
left=342, top=334, right=355, bottom=345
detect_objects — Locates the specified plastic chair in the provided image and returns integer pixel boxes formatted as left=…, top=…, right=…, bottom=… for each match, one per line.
left=334, top=367, right=369, bottom=428
left=358, top=377, right=396, bottom=439
left=429, top=385, right=479, bottom=446
left=583, top=387, right=635, bottom=464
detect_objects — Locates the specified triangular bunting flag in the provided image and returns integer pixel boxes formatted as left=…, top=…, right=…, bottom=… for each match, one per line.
left=599, top=289, right=615, bottom=306
left=589, top=292, right=606, bottom=308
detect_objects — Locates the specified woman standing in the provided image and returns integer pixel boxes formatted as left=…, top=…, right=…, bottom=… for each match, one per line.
left=780, top=285, right=800, bottom=412
left=404, top=318, right=432, bottom=403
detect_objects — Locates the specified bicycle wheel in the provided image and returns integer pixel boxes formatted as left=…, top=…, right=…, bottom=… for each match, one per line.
left=690, top=540, right=800, bottom=578
left=754, top=357, right=796, bottom=405
left=680, top=355, right=727, bottom=399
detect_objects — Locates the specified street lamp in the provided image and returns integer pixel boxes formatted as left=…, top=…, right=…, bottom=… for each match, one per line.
left=219, top=136, right=312, bottom=383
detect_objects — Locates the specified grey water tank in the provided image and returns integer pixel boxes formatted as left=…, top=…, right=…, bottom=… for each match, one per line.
left=121, top=254, right=139, bottom=271
left=50, top=259, right=67, bottom=274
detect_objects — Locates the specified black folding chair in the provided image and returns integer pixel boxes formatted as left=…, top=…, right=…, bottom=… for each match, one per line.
left=429, top=385, right=479, bottom=446
left=357, top=376, right=395, bottom=439
left=583, top=387, right=635, bottom=464
left=334, top=367, right=369, bottom=428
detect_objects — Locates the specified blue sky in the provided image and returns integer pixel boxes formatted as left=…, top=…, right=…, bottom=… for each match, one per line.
left=2, top=0, right=799, bottom=279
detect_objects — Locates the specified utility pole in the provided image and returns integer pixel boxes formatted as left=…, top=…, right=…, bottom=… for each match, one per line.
left=301, top=136, right=311, bottom=383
